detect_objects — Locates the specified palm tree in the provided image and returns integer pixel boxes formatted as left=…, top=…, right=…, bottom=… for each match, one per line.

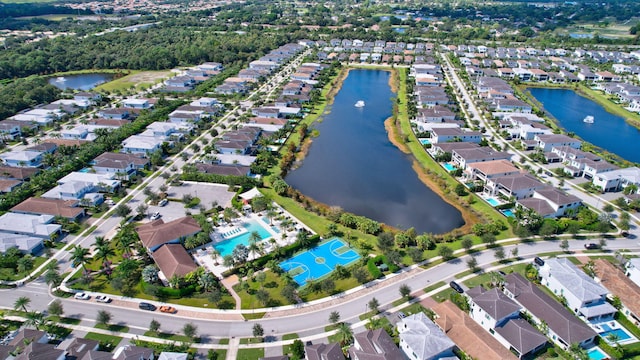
left=266, top=209, right=278, bottom=225
left=95, top=238, right=114, bottom=265
left=24, top=311, right=46, bottom=330
left=210, top=249, right=220, bottom=265
left=70, top=245, right=90, bottom=271
left=567, top=343, right=589, bottom=360
left=335, top=322, right=353, bottom=346
left=13, top=296, right=31, bottom=312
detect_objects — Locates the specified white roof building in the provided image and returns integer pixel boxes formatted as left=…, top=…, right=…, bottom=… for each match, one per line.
left=397, top=312, right=456, bottom=360
left=0, top=213, right=61, bottom=239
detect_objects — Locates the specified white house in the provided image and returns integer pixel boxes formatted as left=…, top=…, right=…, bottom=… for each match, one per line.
left=535, top=134, right=581, bottom=152
left=625, top=258, right=640, bottom=288
left=0, top=213, right=61, bottom=241
left=122, top=135, right=164, bottom=156
left=539, top=258, right=617, bottom=322
left=397, top=312, right=456, bottom=360
left=123, top=98, right=152, bottom=109
left=517, top=187, right=582, bottom=218
left=431, top=127, right=482, bottom=144
left=0, top=151, right=43, bottom=168
left=592, top=167, right=640, bottom=193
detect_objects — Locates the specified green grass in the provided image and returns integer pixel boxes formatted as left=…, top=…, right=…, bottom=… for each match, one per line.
left=432, top=288, right=456, bottom=303
left=400, top=302, right=428, bottom=315
left=84, top=332, right=123, bottom=347
left=424, top=281, right=446, bottom=293
left=95, top=323, right=129, bottom=332
left=462, top=263, right=529, bottom=289
left=47, top=316, right=81, bottom=325
left=218, top=338, right=229, bottom=345
left=242, top=312, right=266, bottom=320
left=282, top=333, right=299, bottom=340
left=237, top=348, right=264, bottom=360
left=0, top=256, right=47, bottom=281
left=143, top=331, right=196, bottom=342
left=239, top=337, right=263, bottom=344
left=95, top=70, right=172, bottom=93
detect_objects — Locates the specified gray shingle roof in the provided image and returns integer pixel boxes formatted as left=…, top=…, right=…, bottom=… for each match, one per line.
left=398, top=312, right=454, bottom=359
left=470, top=287, right=521, bottom=321
left=495, top=318, right=548, bottom=356
left=542, top=258, right=609, bottom=302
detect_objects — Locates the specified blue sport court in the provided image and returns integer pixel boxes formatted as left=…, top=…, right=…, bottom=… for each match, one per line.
left=280, top=238, right=361, bottom=286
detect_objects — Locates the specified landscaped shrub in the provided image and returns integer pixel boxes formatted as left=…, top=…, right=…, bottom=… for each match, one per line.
left=367, top=258, right=382, bottom=279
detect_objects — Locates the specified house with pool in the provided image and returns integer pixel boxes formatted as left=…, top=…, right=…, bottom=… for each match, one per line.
left=594, top=259, right=640, bottom=330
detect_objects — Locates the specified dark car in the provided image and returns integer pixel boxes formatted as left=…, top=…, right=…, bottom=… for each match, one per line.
left=449, top=281, right=464, bottom=294
left=398, top=311, right=406, bottom=319
left=138, top=302, right=156, bottom=311
left=584, top=243, right=600, bottom=250
left=534, top=257, right=545, bottom=266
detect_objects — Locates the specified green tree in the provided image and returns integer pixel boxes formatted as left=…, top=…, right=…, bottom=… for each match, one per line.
left=149, top=319, right=161, bottom=333
left=335, top=322, right=353, bottom=346
left=467, top=257, right=479, bottom=272
left=96, top=310, right=112, bottom=326
left=208, top=287, right=223, bottom=305
left=438, top=245, right=454, bottom=260
left=114, top=204, right=132, bottom=218
left=368, top=297, right=380, bottom=313
left=560, top=239, right=570, bottom=252
left=252, top=323, right=264, bottom=339
left=329, top=311, right=340, bottom=325
left=290, top=339, right=305, bottom=360
left=494, top=247, right=506, bottom=262
left=377, top=232, right=395, bottom=252
left=48, top=299, right=64, bottom=317
left=399, top=284, right=411, bottom=298
left=70, top=245, right=90, bottom=271
left=183, top=322, right=198, bottom=341
left=14, top=296, right=31, bottom=312
left=461, top=237, right=474, bottom=253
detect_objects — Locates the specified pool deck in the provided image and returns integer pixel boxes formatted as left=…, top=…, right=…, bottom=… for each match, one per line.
left=192, top=203, right=314, bottom=278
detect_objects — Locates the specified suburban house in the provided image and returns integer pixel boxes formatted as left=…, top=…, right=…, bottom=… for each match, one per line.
left=494, top=98, right=532, bottom=113
left=427, top=142, right=478, bottom=158
left=432, top=300, right=518, bottom=360
left=517, top=187, right=582, bottom=218
left=592, top=167, right=640, bottom=193
left=397, top=312, right=456, bottom=360
left=62, top=338, right=100, bottom=360
left=594, top=259, right=640, bottom=326
left=74, top=92, right=102, bottom=103
left=91, top=152, right=150, bottom=180
left=465, top=160, right=521, bottom=183
left=348, top=329, right=403, bottom=360
left=11, top=197, right=85, bottom=222
left=484, top=173, right=547, bottom=200
left=430, top=127, right=482, bottom=144
left=0, top=329, right=64, bottom=360
left=121, top=135, right=164, bottom=156
left=0, top=213, right=61, bottom=254
left=305, top=342, right=344, bottom=360
left=113, top=345, right=155, bottom=360
left=136, top=216, right=202, bottom=252
left=0, top=150, right=44, bottom=168
left=451, top=148, right=512, bottom=169
left=12, top=108, right=63, bottom=125
left=535, top=134, right=581, bottom=152
left=0, top=121, right=22, bottom=140
left=416, top=106, right=456, bottom=123
left=467, top=286, right=548, bottom=359
left=123, top=98, right=153, bottom=109
left=152, top=243, right=199, bottom=282
left=503, top=273, right=598, bottom=350
left=98, top=108, right=130, bottom=120
left=195, top=163, right=251, bottom=177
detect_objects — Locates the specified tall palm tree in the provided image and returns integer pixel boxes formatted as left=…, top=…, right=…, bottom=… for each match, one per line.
left=266, top=209, right=278, bottom=225
left=335, top=322, right=353, bottom=346
left=13, top=296, right=31, bottom=312
left=70, top=245, right=90, bottom=271
left=24, top=311, right=46, bottom=330
left=95, top=241, right=114, bottom=266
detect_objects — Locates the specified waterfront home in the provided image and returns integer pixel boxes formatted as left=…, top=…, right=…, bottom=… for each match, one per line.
left=494, top=98, right=532, bottom=113
left=535, top=134, right=581, bottom=152
left=539, top=258, right=617, bottom=322
left=416, top=106, right=456, bottom=123
left=11, top=197, right=85, bottom=222
left=484, top=173, right=546, bottom=200
left=305, top=342, right=344, bottom=360
left=465, top=160, right=521, bottom=182
left=152, top=243, right=198, bottom=282
left=451, top=147, right=512, bottom=169
left=196, top=163, right=251, bottom=177
left=427, top=142, right=479, bottom=157
left=431, top=127, right=482, bottom=144
left=397, top=312, right=456, bottom=360
left=592, top=167, right=640, bottom=193
left=517, top=187, right=582, bottom=218
left=594, top=259, right=640, bottom=326
left=503, top=273, right=597, bottom=350
left=121, top=135, right=164, bottom=156
left=467, top=286, right=548, bottom=359
left=0, top=150, right=43, bottom=168
left=348, top=329, right=403, bottom=360
left=432, top=300, right=518, bottom=360
left=137, top=216, right=201, bottom=252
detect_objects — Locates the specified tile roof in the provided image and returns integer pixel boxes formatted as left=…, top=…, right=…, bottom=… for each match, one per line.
left=0, top=165, right=39, bottom=180
left=494, top=173, right=545, bottom=191
left=518, top=198, right=556, bottom=216
left=504, top=273, right=596, bottom=345
left=593, top=259, right=640, bottom=319
left=534, top=187, right=581, bottom=206
left=467, top=159, right=520, bottom=176
left=136, top=216, right=201, bottom=250
left=11, top=197, right=84, bottom=220
left=495, top=318, right=548, bottom=356
left=432, top=301, right=517, bottom=360
left=305, top=342, right=345, bottom=360
left=469, top=286, right=522, bottom=321
left=152, top=244, right=198, bottom=279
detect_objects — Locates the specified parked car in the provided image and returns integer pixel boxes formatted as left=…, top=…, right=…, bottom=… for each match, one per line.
left=139, top=302, right=156, bottom=311
left=534, top=257, right=545, bottom=266
left=397, top=311, right=406, bottom=319
left=158, top=199, right=168, bottom=207
left=150, top=212, right=161, bottom=220
left=96, top=295, right=111, bottom=303
left=584, top=243, right=600, bottom=250
left=449, top=281, right=464, bottom=294
left=159, top=306, right=177, bottom=314
left=74, top=292, right=90, bottom=300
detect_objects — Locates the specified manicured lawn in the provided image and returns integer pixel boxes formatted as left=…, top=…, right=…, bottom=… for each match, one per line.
left=235, top=270, right=291, bottom=309
left=431, top=288, right=456, bottom=303
left=0, top=256, right=47, bottom=281
left=95, top=323, right=129, bottom=332
left=423, top=281, right=446, bottom=293
left=47, top=316, right=81, bottom=325
left=400, top=302, right=428, bottom=315
left=218, top=338, right=229, bottom=345
left=237, top=348, right=264, bottom=360
left=144, top=331, right=196, bottom=343
left=239, top=337, right=263, bottom=344
left=243, top=312, right=266, bottom=320
left=84, top=332, right=123, bottom=349
left=462, top=263, right=529, bottom=289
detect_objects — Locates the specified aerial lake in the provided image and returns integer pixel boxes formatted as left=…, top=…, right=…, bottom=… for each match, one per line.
left=286, top=69, right=463, bottom=233
left=48, top=73, right=114, bottom=91
left=528, top=87, right=640, bottom=163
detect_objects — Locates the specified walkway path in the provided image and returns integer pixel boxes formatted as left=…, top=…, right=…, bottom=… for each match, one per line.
left=220, top=275, right=242, bottom=310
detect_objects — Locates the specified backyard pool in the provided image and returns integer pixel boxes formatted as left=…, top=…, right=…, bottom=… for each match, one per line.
left=213, top=220, right=272, bottom=257
left=419, top=139, right=431, bottom=145
left=486, top=197, right=500, bottom=207
left=501, top=209, right=515, bottom=218
left=587, top=348, right=607, bottom=360
left=443, top=163, right=456, bottom=172
left=600, top=327, right=632, bottom=342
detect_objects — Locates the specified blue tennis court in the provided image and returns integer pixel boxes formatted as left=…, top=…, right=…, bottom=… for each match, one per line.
left=280, top=238, right=361, bottom=286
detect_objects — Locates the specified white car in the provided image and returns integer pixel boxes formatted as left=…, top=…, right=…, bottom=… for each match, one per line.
left=74, top=292, right=90, bottom=300
left=150, top=212, right=161, bottom=220
left=96, top=295, right=111, bottom=303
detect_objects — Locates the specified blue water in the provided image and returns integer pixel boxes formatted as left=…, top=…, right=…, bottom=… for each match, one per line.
left=600, top=328, right=631, bottom=341
left=260, top=216, right=281, bottom=233
left=213, top=220, right=272, bottom=257
left=286, top=69, right=463, bottom=233
left=501, top=209, right=515, bottom=217
left=487, top=198, right=500, bottom=206
left=78, top=168, right=91, bottom=173
left=443, top=163, right=456, bottom=171
left=588, top=348, right=607, bottom=360
left=528, top=88, right=640, bottom=163
left=601, top=324, right=612, bottom=332
left=419, top=139, right=431, bottom=145
left=48, top=73, right=114, bottom=91
left=280, top=238, right=361, bottom=286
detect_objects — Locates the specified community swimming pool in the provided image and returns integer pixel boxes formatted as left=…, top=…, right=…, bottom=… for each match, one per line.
left=280, top=238, right=361, bottom=286
left=442, top=163, right=456, bottom=172
left=213, top=220, right=272, bottom=257
left=261, top=216, right=280, bottom=233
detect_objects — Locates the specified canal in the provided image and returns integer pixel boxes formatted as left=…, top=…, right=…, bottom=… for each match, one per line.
left=528, top=87, right=640, bottom=163
left=286, top=69, right=464, bottom=234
